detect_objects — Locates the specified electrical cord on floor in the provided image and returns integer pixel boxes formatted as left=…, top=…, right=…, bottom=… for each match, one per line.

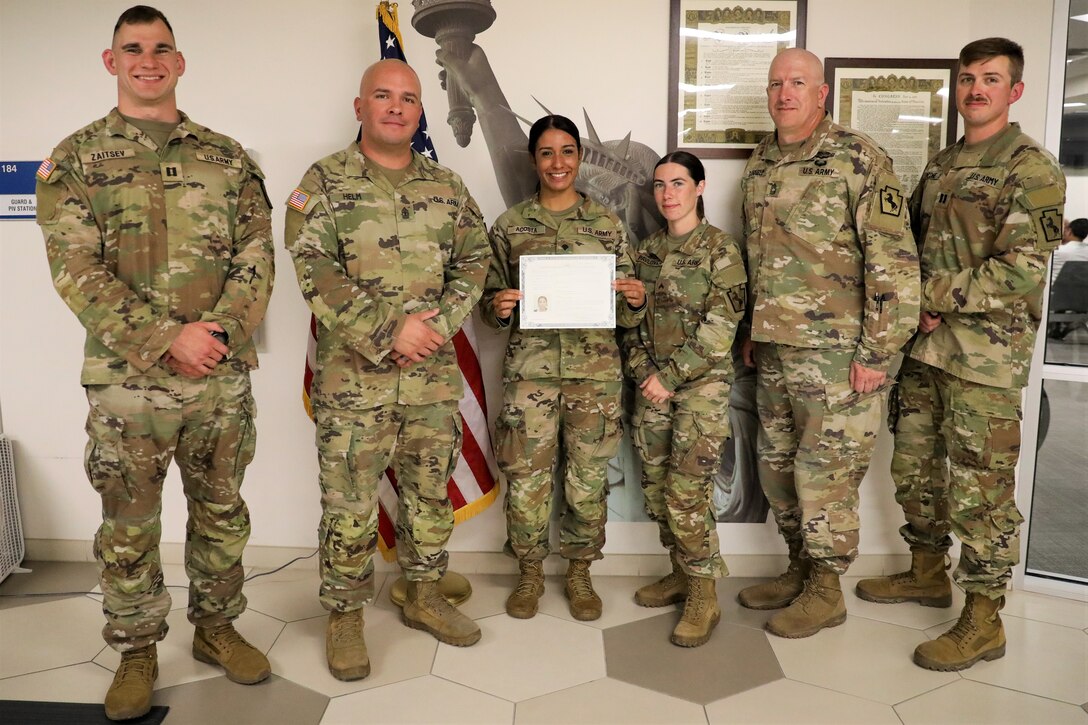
left=0, top=549, right=319, bottom=598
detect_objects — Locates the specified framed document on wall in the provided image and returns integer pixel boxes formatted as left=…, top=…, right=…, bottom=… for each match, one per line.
left=825, top=58, right=959, bottom=194
left=667, top=0, right=806, bottom=159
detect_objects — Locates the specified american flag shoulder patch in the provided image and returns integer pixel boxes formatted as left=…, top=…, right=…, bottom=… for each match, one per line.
left=37, top=158, right=57, bottom=181
left=288, top=188, right=311, bottom=212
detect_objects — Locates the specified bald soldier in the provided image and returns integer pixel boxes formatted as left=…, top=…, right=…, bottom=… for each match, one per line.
left=856, top=38, right=1066, bottom=671
left=737, top=49, right=920, bottom=637
left=285, top=59, right=491, bottom=680
left=36, top=5, right=274, bottom=720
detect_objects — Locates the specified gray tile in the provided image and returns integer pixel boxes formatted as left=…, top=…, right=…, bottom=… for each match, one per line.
left=604, top=612, right=783, bottom=704
left=155, top=674, right=328, bottom=725
left=0, top=561, right=99, bottom=610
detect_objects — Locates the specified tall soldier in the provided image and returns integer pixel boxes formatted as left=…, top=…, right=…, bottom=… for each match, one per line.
left=737, top=48, right=920, bottom=637
left=36, top=6, right=274, bottom=721
left=285, top=59, right=491, bottom=681
left=856, top=38, right=1066, bottom=671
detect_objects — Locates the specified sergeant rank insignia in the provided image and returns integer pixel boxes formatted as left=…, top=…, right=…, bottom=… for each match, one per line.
left=288, top=188, right=311, bottom=212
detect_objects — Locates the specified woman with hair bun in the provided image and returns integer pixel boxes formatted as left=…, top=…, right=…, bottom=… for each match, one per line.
left=481, top=115, right=646, bottom=622
left=625, top=151, right=747, bottom=646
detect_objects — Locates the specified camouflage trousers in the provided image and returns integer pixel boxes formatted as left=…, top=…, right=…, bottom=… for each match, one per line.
left=633, top=388, right=731, bottom=579
left=84, top=374, right=256, bottom=652
left=891, top=357, right=1024, bottom=594
left=495, top=379, right=623, bottom=562
left=314, top=401, right=461, bottom=612
left=755, top=344, right=886, bottom=574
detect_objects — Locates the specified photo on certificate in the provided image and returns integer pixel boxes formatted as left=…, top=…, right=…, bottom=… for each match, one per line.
left=825, top=58, right=958, bottom=194
left=518, top=254, right=616, bottom=330
left=667, top=0, right=807, bottom=158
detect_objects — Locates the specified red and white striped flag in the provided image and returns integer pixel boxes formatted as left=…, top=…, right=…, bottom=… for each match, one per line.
left=302, top=1, right=498, bottom=559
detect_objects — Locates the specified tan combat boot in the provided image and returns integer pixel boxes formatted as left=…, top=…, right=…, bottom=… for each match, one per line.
left=104, top=644, right=158, bottom=721
left=856, top=551, right=952, bottom=607
left=506, top=559, right=545, bottom=619
left=670, top=576, right=721, bottom=647
left=914, top=593, right=1006, bottom=671
left=403, top=580, right=481, bottom=646
left=193, top=622, right=271, bottom=684
left=326, top=609, right=369, bottom=681
left=737, top=557, right=810, bottom=610
left=635, top=551, right=688, bottom=608
left=765, top=566, right=846, bottom=638
left=565, top=559, right=603, bottom=621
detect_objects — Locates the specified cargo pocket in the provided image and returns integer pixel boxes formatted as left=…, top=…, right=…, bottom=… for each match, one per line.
left=234, top=393, right=258, bottom=477
left=948, top=389, right=1021, bottom=470
left=84, top=414, right=131, bottom=502
left=824, top=378, right=885, bottom=453
left=591, top=396, right=624, bottom=461
left=495, top=406, right=529, bottom=478
left=828, top=506, right=861, bottom=558
left=677, top=412, right=731, bottom=478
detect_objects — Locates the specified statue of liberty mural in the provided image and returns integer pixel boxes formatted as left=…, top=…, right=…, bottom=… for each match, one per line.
left=414, top=0, right=767, bottom=523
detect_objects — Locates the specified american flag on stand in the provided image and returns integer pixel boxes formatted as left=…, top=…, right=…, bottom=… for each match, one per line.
left=302, top=0, right=499, bottom=559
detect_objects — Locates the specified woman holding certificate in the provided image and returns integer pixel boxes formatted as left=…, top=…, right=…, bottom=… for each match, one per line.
left=624, top=152, right=748, bottom=647
left=481, top=115, right=646, bottom=622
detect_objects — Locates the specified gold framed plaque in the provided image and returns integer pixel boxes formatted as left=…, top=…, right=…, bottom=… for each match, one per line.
left=825, top=58, right=959, bottom=193
left=667, top=0, right=807, bottom=159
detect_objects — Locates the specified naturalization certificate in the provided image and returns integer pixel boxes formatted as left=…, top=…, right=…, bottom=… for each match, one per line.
left=518, top=254, right=616, bottom=330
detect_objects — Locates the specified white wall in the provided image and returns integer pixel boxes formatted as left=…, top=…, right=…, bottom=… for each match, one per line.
left=0, top=1, right=1061, bottom=558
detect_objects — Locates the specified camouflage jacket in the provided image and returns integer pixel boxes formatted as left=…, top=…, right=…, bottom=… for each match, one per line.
left=623, top=221, right=746, bottom=399
left=741, top=114, right=920, bottom=371
left=480, top=194, right=643, bottom=383
left=285, top=144, right=490, bottom=410
left=36, top=109, right=274, bottom=385
left=908, top=123, right=1065, bottom=389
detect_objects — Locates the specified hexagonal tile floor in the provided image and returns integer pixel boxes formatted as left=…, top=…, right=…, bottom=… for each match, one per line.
left=1, top=564, right=1086, bottom=723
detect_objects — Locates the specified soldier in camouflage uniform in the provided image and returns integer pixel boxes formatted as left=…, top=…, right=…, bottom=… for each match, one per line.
left=285, top=59, right=490, bottom=678
left=35, top=6, right=273, bottom=720
left=737, top=49, right=920, bottom=638
left=856, top=38, right=1066, bottom=672
left=481, top=115, right=645, bottom=622
left=624, top=152, right=747, bottom=647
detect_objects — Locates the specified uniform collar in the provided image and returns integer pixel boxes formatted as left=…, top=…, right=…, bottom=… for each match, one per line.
left=523, top=192, right=604, bottom=227
left=952, top=123, right=1021, bottom=169
left=763, top=113, right=835, bottom=164
left=105, top=107, right=198, bottom=146
left=344, top=141, right=436, bottom=184
left=676, top=219, right=711, bottom=256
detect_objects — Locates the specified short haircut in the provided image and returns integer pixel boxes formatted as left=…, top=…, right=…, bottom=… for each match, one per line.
left=959, top=37, right=1024, bottom=84
left=114, top=5, right=174, bottom=38
left=1071, top=218, right=1088, bottom=241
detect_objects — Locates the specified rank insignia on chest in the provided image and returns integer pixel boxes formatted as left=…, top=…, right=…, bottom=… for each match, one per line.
left=162, top=164, right=180, bottom=178
left=936, top=192, right=950, bottom=206
left=879, top=185, right=903, bottom=216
